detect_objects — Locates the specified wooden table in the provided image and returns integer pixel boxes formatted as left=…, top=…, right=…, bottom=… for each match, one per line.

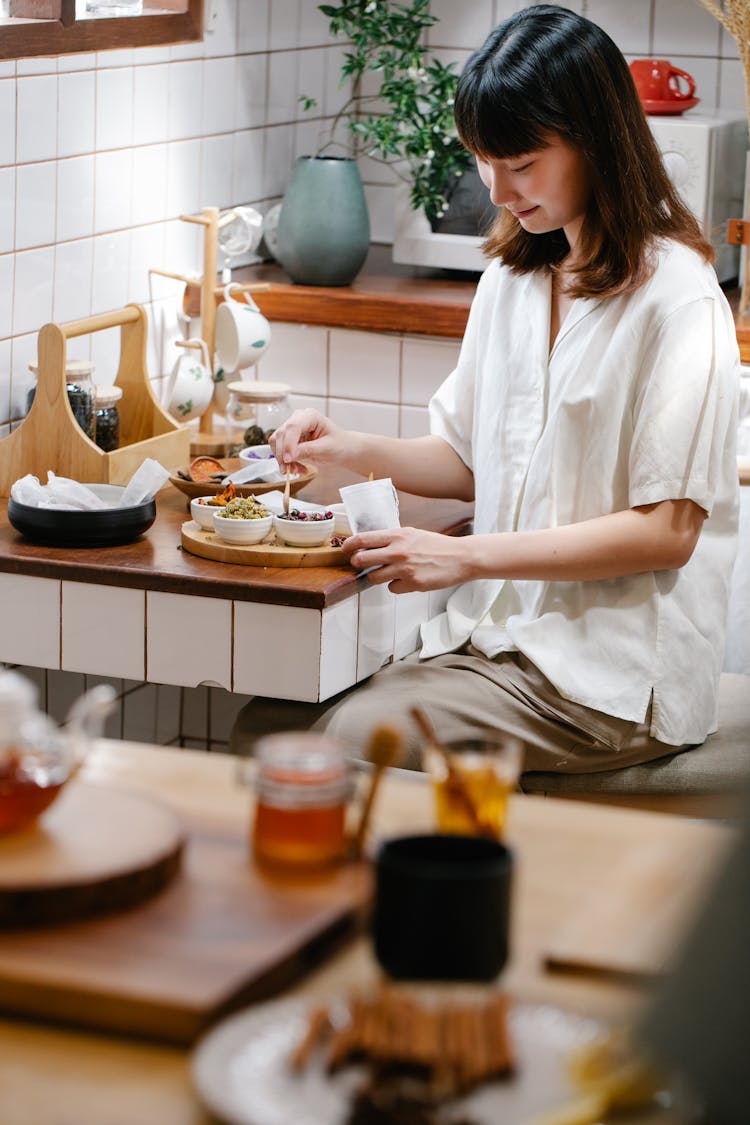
left=0, top=469, right=472, bottom=700
left=0, top=739, right=733, bottom=1125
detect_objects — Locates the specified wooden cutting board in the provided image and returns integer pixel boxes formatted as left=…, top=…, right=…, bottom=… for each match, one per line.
left=181, top=520, right=347, bottom=568
left=0, top=782, right=183, bottom=928
left=0, top=796, right=371, bottom=1045
left=542, top=831, right=731, bottom=982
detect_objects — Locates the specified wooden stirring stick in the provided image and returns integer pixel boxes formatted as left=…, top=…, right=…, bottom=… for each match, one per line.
left=410, top=707, right=492, bottom=838
left=283, top=466, right=291, bottom=515
left=350, top=723, right=404, bottom=858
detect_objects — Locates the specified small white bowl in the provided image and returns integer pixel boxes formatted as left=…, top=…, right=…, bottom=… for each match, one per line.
left=213, top=510, right=274, bottom=545
left=190, top=496, right=220, bottom=530
left=273, top=513, right=335, bottom=547
left=329, top=503, right=352, bottom=538
left=238, top=444, right=273, bottom=462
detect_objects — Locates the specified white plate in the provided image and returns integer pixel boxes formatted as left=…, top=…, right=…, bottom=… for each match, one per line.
left=192, top=995, right=608, bottom=1125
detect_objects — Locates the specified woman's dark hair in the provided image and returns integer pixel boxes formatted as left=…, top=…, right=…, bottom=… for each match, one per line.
left=454, top=5, right=714, bottom=297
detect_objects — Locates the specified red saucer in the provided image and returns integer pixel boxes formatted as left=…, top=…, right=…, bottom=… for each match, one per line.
left=642, top=95, right=700, bottom=116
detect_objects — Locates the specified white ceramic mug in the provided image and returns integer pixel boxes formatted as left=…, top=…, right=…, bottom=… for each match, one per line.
left=214, top=284, right=271, bottom=374
left=164, top=339, right=215, bottom=422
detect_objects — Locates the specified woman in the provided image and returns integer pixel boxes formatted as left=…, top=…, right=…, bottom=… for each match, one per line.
left=238, top=5, right=739, bottom=771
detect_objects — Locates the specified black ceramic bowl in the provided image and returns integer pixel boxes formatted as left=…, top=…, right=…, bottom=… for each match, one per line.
left=8, top=483, right=156, bottom=548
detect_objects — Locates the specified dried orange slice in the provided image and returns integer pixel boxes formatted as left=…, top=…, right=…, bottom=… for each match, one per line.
left=210, top=481, right=236, bottom=506
left=188, top=456, right=226, bottom=482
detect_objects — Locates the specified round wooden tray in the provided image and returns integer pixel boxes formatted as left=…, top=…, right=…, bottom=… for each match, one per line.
left=181, top=520, right=347, bottom=568
left=0, top=781, right=184, bottom=929
left=169, top=458, right=317, bottom=502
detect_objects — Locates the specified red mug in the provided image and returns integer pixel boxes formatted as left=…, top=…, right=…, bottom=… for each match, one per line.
left=629, top=59, right=696, bottom=103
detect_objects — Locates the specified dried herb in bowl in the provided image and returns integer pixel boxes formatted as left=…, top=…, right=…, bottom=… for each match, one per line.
left=215, top=497, right=271, bottom=521
left=277, top=509, right=334, bottom=522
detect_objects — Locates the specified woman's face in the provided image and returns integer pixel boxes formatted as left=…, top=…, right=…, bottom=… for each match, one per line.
left=475, top=135, right=592, bottom=252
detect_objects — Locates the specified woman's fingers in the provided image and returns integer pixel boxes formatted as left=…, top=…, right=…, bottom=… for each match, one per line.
left=270, top=409, right=337, bottom=466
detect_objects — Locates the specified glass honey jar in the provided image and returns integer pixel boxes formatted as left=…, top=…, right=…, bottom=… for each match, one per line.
left=251, top=733, right=352, bottom=870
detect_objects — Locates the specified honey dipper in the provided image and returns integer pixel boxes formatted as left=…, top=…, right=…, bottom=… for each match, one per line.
left=409, top=707, right=492, bottom=838
left=350, top=723, right=404, bottom=857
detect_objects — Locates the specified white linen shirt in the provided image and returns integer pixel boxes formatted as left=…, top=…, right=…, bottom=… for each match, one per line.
left=424, top=240, right=740, bottom=745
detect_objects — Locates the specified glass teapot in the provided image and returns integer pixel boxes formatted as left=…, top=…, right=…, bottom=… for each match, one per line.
left=0, top=671, right=115, bottom=834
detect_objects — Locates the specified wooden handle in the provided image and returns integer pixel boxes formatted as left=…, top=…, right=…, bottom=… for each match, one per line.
left=60, top=305, right=142, bottom=340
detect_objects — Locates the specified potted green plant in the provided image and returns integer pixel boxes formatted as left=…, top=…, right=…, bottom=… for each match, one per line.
left=274, top=0, right=472, bottom=287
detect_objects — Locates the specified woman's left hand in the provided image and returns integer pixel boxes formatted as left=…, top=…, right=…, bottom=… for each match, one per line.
left=343, top=527, right=473, bottom=594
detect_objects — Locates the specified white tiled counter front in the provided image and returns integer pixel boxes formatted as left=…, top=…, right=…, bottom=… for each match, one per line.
left=0, top=569, right=453, bottom=702
left=0, top=572, right=60, bottom=669
left=0, top=482, right=471, bottom=703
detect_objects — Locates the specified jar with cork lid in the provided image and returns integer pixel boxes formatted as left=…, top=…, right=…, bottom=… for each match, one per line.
left=224, top=380, right=291, bottom=455
left=26, top=359, right=96, bottom=442
left=93, top=385, right=123, bottom=452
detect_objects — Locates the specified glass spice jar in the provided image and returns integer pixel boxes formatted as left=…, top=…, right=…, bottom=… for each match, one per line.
left=225, top=380, right=291, bottom=455
left=27, top=359, right=96, bottom=441
left=93, top=384, right=122, bottom=452
left=250, top=732, right=352, bottom=870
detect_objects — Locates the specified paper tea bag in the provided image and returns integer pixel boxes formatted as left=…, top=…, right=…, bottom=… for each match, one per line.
left=119, top=459, right=171, bottom=507
left=10, top=472, right=108, bottom=510
left=339, top=478, right=400, bottom=534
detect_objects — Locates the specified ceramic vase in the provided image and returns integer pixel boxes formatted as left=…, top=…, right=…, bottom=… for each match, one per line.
left=275, top=155, right=370, bottom=286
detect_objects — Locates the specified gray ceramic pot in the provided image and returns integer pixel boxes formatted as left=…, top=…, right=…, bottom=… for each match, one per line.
left=276, top=155, right=370, bottom=286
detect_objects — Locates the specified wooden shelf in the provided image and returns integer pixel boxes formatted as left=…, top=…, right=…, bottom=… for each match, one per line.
left=232, top=245, right=475, bottom=339
left=237, top=247, right=749, bottom=357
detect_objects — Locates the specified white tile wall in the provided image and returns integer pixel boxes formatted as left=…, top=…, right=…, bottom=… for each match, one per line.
left=329, top=329, right=401, bottom=404
left=257, top=321, right=328, bottom=396
left=15, top=160, right=56, bottom=250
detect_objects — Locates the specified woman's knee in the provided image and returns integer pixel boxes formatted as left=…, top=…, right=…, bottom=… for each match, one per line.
left=320, top=689, right=424, bottom=769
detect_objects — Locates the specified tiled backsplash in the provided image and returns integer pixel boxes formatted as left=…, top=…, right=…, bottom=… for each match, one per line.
left=0, top=0, right=746, bottom=748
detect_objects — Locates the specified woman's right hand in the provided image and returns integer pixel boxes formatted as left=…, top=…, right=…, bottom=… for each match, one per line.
left=270, top=408, right=349, bottom=471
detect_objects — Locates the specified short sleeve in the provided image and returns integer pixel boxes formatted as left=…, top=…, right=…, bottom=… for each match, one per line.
left=427, top=269, right=493, bottom=472
left=629, top=296, right=739, bottom=515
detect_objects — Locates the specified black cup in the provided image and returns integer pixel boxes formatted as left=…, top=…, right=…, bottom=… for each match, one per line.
left=372, top=834, right=513, bottom=982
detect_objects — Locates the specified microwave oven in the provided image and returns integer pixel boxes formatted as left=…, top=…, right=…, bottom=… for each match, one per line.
left=392, top=109, right=749, bottom=283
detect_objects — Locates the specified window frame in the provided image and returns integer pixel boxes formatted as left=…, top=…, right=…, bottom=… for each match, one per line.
left=0, top=0, right=203, bottom=59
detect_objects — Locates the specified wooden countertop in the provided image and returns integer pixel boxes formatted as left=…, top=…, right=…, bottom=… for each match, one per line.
left=0, top=469, right=472, bottom=610
left=0, top=738, right=733, bottom=1125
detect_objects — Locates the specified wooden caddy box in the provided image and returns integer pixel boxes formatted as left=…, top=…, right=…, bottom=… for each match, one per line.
left=0, top=304, right=191, bottom=498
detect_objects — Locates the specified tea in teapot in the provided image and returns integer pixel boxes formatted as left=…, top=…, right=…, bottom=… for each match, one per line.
left=0, top=671, right=115, bottom=834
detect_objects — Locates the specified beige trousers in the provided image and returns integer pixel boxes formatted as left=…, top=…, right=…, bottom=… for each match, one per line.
left=231, top=649, right=692, bottom=773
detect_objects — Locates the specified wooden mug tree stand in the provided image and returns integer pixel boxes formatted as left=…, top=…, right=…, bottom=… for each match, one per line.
left=0, top=304, right=190, bottom=499
left=150, top=205, right=272, bottom=459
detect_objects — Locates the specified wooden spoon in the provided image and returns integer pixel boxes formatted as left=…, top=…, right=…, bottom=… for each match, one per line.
left=410, top=707, right=493, bottom=838
left=283, top=466, right=291, bottom=515
left=350, top=723, right=404, bottom=858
